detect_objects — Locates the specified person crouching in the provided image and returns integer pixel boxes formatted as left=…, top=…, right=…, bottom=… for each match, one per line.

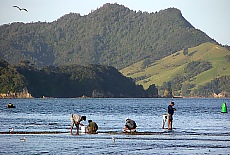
left=87, top=120, right=98, bottom=134
left=123, top=118, right=137, bottom=132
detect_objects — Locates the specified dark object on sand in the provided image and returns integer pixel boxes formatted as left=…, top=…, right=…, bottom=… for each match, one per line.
left=6, top=103, right=15, bottom=108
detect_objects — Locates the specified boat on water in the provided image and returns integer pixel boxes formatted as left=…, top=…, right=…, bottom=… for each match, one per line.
left=6, top=103, right=15, bottom=108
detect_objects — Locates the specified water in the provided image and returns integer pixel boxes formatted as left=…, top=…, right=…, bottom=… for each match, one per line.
left=0, top=98, right=230, bottom=154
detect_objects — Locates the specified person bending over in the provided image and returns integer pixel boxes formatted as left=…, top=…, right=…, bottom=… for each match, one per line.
left=123, top=118, right=137, bottom=132
left=70, top=114, right=86, bottom=134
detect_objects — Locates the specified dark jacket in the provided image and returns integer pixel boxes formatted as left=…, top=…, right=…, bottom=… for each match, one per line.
left=168, top=105, right=174, bottom=115
left=125, top=119, right=137, bottom=129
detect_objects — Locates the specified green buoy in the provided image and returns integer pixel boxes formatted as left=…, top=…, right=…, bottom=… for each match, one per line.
left=221, top=102, right=228, bottom=113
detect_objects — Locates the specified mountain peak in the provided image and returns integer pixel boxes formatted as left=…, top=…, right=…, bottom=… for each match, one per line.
left=1, top=3, right=214, bottom=69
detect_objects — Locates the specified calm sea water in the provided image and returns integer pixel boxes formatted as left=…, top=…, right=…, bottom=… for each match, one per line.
left=0, top=98, right=230, bottom=154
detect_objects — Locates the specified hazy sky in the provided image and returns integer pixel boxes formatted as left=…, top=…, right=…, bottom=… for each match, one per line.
left=0, top=0, right=229, bottom=45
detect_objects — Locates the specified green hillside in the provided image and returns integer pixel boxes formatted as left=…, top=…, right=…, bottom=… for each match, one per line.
left=0, top=3, right=214, bottom=69
left=121, top=42, right=230, bottom=96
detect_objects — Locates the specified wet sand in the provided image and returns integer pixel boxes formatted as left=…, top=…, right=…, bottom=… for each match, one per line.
left=0, top=131, right=167, bottom=135
left=0, top=131, right=68, bottom=134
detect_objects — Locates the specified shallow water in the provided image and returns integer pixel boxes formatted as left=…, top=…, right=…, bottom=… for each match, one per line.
left=0, top=98, right=230, bottom=154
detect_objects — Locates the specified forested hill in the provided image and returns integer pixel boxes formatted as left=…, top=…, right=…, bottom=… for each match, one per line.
left=0, top=3, right=215, bottom=69
left=0, top=60, right=157, bottom=98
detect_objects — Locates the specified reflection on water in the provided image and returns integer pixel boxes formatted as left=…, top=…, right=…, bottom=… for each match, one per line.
left=0, top=98, right=230, bottom=154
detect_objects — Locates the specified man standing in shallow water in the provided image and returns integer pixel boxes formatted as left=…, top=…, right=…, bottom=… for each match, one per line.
left=168, top=101, right=176, bottom=130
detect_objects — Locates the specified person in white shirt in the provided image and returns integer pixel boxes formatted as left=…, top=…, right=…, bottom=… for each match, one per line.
left=70, top=114, right=86, bottom=134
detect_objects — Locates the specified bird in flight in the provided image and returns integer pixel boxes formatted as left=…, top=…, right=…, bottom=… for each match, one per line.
left=13, top=6, right=28, bottom=12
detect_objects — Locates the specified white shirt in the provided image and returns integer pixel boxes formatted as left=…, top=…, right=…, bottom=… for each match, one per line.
left=70, top=114, right=81, bottom=123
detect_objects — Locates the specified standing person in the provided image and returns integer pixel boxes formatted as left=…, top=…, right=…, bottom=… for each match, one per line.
left=70, top=114, right=86, bottom=134
left=123, top=118, right=137, bottom=132
left=168, top=101, right=176, bottom=130
left=87, top=120, right=98, bottom=134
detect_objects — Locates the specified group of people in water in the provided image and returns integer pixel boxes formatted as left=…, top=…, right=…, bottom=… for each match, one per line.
left=70, top=101, right=176, bottom=134
left=70, top=114, right=98, bottom=134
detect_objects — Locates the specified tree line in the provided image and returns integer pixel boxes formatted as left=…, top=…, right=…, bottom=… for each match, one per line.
left=0, top=60, right=158, bottom=98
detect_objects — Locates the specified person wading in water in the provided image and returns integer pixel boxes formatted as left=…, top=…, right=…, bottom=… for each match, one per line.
left=168, top=101, right=176, bottom=130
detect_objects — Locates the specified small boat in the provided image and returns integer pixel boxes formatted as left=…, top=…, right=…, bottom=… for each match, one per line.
left=6, top=103, right=15, bottom=108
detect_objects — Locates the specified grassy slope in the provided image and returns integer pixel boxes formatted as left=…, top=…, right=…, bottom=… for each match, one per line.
left=120, top=42, right=230, bottom=90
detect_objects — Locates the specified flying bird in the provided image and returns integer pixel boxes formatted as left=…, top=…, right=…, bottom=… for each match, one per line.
left=13, top=6, right=28, bottom=12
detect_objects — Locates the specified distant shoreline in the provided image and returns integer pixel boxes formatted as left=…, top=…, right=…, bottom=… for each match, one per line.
left=1, top=96, right=229, bottom=99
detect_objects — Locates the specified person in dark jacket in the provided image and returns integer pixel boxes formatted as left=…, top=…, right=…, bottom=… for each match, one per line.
left=168, top=101, right=176, bottom=130
left=123, top=118, right=137, bottom=132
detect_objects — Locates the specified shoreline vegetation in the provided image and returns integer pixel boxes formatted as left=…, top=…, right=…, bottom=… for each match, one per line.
left=0, top=60, right=158, bottom=98
left=0, top=93, right=228, bottom=99
left=1, top=59, right=228, bottom=99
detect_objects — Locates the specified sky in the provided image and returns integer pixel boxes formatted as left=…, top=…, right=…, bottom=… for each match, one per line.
left=0, top=0, right=229, bottom=45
